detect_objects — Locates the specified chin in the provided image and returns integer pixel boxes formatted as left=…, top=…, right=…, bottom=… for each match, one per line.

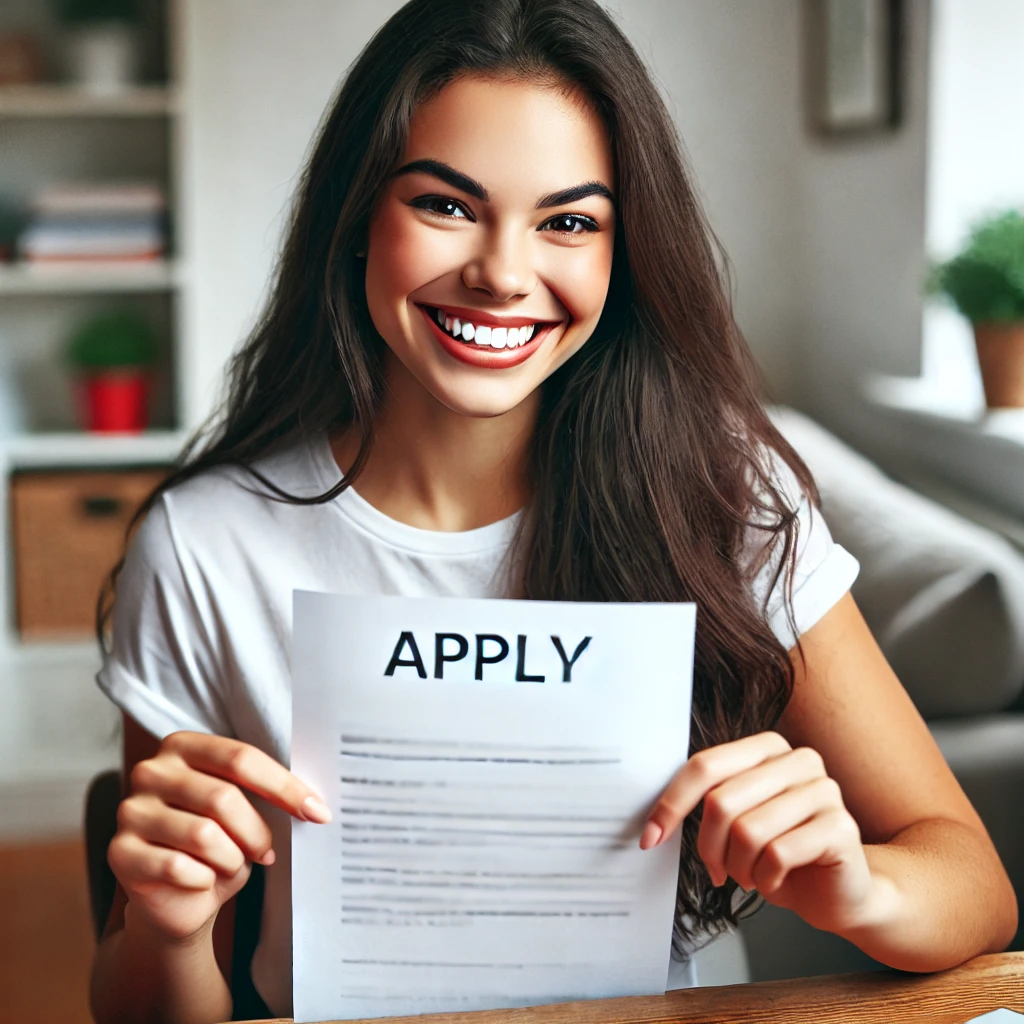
left=428, top=378, right=536, bottom=419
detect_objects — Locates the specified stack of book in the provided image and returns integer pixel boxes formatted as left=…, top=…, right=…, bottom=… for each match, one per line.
left=18, top=182, right=166, bottom=262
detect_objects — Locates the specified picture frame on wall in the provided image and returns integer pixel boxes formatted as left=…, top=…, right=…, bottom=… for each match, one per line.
left=804, top=0, right=903, bottom=135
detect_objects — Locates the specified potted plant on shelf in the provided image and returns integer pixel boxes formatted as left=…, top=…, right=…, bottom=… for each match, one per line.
left=929, top=209, right=1024, bottom=409
left=52, top=0, right=142, bottom=93
left=66, top=309, right=157, bottom=433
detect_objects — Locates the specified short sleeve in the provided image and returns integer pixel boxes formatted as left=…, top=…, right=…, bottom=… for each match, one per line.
left=744, top=451, right=860, bottom=651
left=95, top=495, right=234, bottom=741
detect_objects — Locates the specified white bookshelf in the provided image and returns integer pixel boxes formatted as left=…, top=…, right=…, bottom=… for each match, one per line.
left=0, top=1, right=191, bottom=824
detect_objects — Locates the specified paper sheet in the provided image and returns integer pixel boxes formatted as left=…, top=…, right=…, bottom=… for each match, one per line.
left=291, top=592, right=695, bottom=1022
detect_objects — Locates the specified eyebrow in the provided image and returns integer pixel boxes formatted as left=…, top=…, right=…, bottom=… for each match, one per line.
left=392, top=158, right=615, bottom=208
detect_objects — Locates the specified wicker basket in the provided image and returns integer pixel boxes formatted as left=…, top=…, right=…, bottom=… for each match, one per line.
left=11, top=468, right=167, bottom=640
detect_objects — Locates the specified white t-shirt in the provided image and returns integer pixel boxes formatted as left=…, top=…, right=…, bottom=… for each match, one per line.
left=96, top=431, right=859, bottom=1016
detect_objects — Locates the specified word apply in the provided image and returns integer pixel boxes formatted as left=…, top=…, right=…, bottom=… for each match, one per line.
left=383, top=631, right=593, bottom=683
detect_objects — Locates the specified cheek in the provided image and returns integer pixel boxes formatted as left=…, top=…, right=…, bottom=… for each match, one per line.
left=365, top=206, right=428, bottom=313
left=545, top=242, right=614, bottom=324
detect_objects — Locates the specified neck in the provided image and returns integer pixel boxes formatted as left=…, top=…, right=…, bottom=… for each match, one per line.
left=330, top=354, right=539, bottom=532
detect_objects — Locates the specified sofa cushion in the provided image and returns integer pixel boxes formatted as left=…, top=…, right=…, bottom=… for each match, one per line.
left=768, top=406, right=1024, bottom=718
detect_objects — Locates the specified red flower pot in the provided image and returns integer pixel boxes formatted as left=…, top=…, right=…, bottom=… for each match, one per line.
left=78, top=369, right=151, bottom=433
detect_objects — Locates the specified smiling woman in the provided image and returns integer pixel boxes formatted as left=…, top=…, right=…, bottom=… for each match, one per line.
left=87, top=1, right=1015, bottom=1022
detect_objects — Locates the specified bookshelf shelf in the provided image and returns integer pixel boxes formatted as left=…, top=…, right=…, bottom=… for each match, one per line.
left=0, top=259, right=183, bottom=295
left=0, top=84, right=179, bottom=119
left=0, top=430, right=187, bottom=470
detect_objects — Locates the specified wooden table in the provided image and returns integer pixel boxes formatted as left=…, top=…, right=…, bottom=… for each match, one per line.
left=240, top=950, right=1024, bottom=1024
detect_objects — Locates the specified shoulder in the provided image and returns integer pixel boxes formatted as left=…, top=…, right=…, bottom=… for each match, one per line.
left=115, top=433, right=330, bottom=616
left=740, top=442, right=860, bottom=650
left=170, top=432, right=327, bottom=511
left=103, top=437, right=328, bottom=739
left=747, top=440, right=811, bottom=521
left=736, top=441, right=811, bottom=574
left=140, top=432, right=329, bottom=548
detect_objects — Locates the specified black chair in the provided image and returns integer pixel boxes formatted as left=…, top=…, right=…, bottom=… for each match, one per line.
left=84, top=770, right=272, bottom=1020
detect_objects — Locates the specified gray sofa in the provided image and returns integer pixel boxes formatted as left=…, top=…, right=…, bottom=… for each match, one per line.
left=716, top=407, right=1024, bottom=983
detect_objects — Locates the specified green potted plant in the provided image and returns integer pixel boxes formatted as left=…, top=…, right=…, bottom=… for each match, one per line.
left=66, top=309, right=157, bottom=432
left=52, top=0, right=142, bottom=93
left=928, top=209, right=1024, bottom=409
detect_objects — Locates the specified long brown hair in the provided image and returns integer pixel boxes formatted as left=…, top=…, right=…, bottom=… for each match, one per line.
left=98, top=0, right=817, bottom=949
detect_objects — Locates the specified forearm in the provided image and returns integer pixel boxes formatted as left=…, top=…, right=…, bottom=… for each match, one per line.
left=839, top=817, right=1017, bottom=972
left=90, top=907, right=232, bottom=1024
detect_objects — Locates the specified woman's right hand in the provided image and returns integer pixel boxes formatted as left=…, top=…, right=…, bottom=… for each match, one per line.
left=107, top=730, right=331, bottom=944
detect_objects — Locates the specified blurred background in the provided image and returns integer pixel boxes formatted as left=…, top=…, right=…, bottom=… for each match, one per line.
left=1, top=1, right=1022, bottom=1020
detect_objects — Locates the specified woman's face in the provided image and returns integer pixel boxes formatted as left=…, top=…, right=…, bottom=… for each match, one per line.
left=363, top=74, right=616, bottom=418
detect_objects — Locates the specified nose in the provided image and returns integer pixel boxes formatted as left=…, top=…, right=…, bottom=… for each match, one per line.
left=461, top=224, right=537, bottom=303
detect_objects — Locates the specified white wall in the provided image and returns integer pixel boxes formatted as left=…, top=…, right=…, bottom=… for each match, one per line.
left=791, top=0, right=932, bottom=436
left=612, top=1, right=938, bottom=428
left=609, top=1, right=804, bottom=399
left=618, top=2, right=937, bottom=429
left=180, top=0, right=406, bottom=426
left=926, top=0, right=1024, bottom=254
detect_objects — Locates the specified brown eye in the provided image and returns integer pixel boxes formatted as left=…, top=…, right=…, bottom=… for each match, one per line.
left=542, top=214, right=598, bottom=235
left=411, top=195, right=472, bottom=220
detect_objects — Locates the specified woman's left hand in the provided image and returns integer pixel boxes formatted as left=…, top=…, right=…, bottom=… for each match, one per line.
left=642, top=731, right=882, bottom=935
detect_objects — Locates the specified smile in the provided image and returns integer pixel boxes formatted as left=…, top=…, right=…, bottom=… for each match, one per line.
left=422, top=305, right=558, bottom=348
left=415, top=303, right=565, bottom=369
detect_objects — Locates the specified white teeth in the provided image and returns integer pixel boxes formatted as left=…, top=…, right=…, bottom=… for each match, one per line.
left=430, top=307, right=543, bottom=347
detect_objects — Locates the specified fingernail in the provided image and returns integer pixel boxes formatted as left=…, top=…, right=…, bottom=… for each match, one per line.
left=302, top=795, right=332, bottom=823
left=640, top=821, right=663, bottom=850
left=260, top=849, right=276, bottom=866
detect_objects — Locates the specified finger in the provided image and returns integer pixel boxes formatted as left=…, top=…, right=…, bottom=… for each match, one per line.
left=108, top=831, right=217, bottom=892
left=641, top=731, right=792, bottom=850
left=721, top=776, right=843, bottom=890
left=118, top=794, right=254, bottom=877
left=131, top=758, right=276, bottom=865
left=161, top=732, right=331, bottom=823
left=751, top=807, right=862, bottom=895
left=697, top=747, right=828, bottom=885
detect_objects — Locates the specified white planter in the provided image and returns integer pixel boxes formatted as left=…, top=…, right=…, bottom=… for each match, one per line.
left=63, top=22, right=141, bottom=93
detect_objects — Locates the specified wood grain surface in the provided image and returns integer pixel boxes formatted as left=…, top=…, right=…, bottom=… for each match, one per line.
left=237, top=951, right=1024, bottom=1024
